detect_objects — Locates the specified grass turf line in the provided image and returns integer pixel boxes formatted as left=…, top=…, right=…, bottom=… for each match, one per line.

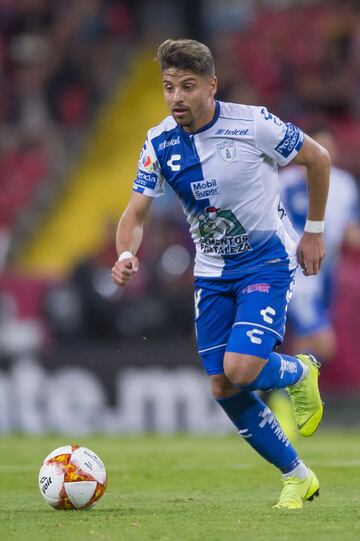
left=0, top=430, right=360, bottom=541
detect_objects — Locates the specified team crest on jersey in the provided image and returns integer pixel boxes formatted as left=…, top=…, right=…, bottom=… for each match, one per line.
left=198, top=206, right=252, bottom=255
left=217, top=140, right=236, bottom=162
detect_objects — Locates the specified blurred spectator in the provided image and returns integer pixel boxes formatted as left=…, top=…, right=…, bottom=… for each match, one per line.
left=0, top=0, right=134, bottom=264
left=213, top=0, right=360, bottom=176
left=44, top=209, right=195, bottom=343
left=0, top=287, right=44, bottom=358
left=280, top=126, right=360, bottom=361
left=0, top=224, right=10, bottom=270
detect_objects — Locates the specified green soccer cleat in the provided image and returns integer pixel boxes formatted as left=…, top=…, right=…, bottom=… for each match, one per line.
left=274, top=469, right=320, bottom=510
left=286, top=354, right=323, bottom=437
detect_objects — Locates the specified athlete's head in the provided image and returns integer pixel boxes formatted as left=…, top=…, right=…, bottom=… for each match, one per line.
left=156, top=39, right=217, bottom=132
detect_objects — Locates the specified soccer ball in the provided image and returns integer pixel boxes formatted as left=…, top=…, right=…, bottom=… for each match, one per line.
left=38, top=444, right=107, bottom=510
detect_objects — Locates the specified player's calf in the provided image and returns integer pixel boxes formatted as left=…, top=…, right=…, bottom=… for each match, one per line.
left=210, top=373, right=241, bottom=400
left=223, top=352, right=268, bottom=387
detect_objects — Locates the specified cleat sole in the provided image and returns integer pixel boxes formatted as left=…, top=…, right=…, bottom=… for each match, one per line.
left=307, top=488, right=320, bottom=501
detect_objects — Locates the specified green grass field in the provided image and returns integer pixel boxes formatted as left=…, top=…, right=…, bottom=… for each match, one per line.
left=0, top=430, right=359, bottom=541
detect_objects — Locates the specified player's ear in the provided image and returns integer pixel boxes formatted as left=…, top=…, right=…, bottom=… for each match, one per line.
left=210, top=76, right=217, bottom=96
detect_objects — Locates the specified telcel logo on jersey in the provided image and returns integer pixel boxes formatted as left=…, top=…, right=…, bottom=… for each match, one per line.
left=158, top=136, right=180, bottom=151
left=191, top=179, right=219, bottom=199
left=216, top=128, right=249, bottom=136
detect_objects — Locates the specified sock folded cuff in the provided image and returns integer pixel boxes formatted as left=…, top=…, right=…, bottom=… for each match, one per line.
left=282, top=460, right=309, bottom=479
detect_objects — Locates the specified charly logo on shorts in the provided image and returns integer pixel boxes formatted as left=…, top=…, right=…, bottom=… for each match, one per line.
left=198, top=206, right=251, bottom=255
left=217, top=139, right=236, bottom=162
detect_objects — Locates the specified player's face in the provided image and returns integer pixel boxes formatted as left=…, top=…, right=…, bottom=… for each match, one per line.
left=162, top=68, right=217, bottom=132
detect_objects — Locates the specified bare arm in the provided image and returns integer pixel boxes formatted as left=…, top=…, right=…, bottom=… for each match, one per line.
left=112, top=191, right=153, bottom=286
left=291, top=134, right=331, bottom=275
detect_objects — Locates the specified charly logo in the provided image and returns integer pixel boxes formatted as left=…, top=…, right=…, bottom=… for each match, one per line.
left=246, top=328, right=264, bottom=344
left=167, top=154, right=181, bottom=172
left=198, top=206, right=251, bottom=255
left=217, top=139, right=236, bottom=162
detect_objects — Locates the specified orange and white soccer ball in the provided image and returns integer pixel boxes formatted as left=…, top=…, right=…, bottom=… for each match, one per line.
left=38, top=445, right=107, bottom=510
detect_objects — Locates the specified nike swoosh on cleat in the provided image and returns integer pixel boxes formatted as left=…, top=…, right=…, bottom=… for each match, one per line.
left=298, top=409, right=320, bottom=430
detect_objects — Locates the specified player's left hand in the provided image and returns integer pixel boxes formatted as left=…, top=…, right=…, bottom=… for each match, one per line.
left=296, top=232, right=325, bottom=276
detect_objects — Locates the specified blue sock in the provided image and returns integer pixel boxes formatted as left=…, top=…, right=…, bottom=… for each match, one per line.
left=241, top=352, right=306, bottom=392
left=217, top=391, right=299, bottom=473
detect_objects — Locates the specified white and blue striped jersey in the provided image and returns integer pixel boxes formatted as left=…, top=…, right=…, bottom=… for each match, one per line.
left=133, top=101, right=304, bottom=278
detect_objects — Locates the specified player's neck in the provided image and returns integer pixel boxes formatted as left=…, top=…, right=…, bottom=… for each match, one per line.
left=183, top=100, right=216, bottom=133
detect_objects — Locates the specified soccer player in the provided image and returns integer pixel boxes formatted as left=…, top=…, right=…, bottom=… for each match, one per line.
left=280, top=127, right=360, bottom=360
left=112, top=39, right=330, bottom=509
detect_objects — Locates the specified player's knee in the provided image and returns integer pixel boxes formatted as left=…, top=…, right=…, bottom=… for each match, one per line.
left=210, top=374, right=239, bottom=399
left=223, top=352, right=267, bottom=387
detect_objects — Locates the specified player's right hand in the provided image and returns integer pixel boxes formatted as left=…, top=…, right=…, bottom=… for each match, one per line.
left=296, top=232, right=325, bottom=276
left=112, top=256, right=139, bottom=286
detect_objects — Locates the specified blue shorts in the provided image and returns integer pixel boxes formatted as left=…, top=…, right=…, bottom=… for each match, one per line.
left=287, top=267, right=331, bottom=337
left=194, top=266, right=295, bottom=376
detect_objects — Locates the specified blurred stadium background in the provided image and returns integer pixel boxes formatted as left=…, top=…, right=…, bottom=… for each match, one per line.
left=0, top=0, right=359, bottom=435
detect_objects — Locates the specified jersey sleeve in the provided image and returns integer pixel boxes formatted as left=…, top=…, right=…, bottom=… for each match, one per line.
left=133, top=135, right=165, bottom=197
left=254, top=106, right=304, bottom=166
